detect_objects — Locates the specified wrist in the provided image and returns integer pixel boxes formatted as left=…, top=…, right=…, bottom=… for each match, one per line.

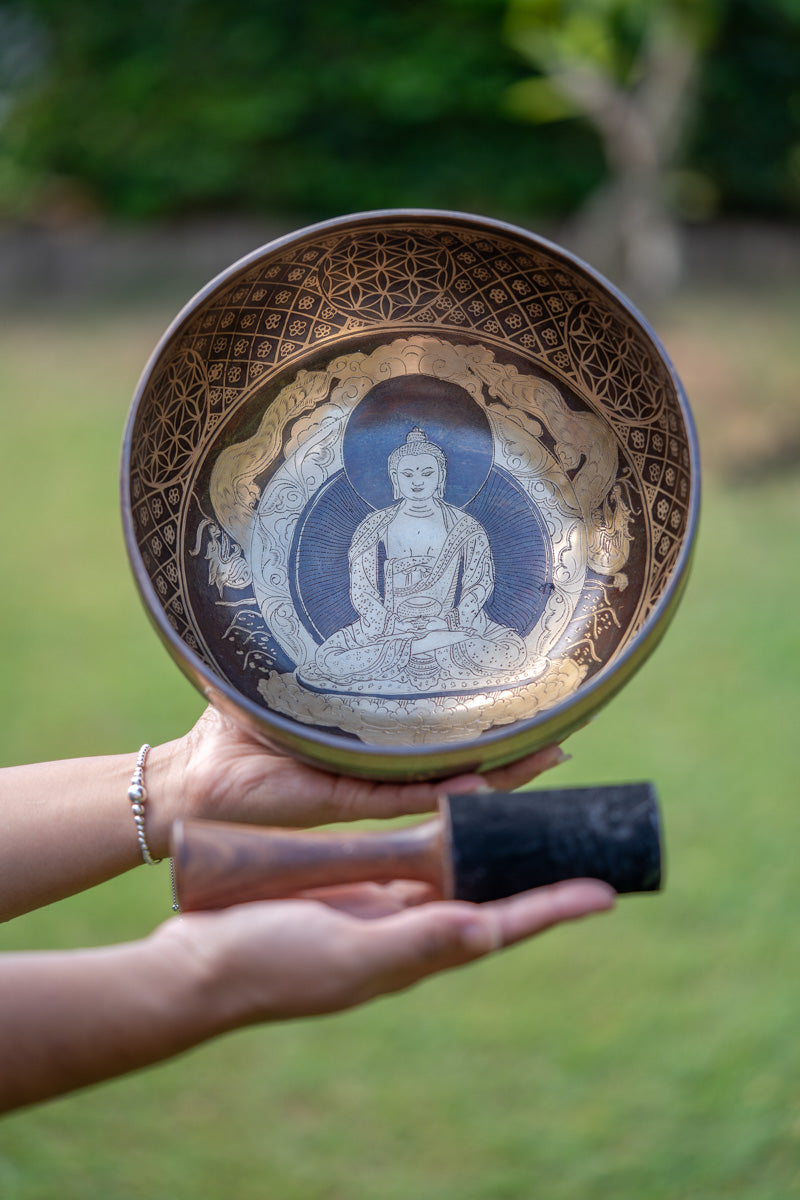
left=137, top=737, right=193, bottom=860
left=99, top=927, right=236, bottom=1062
left=148, top=914, right=251, bottom=1038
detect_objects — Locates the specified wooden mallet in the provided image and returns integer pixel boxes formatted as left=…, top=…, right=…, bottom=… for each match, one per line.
left=170, top=783, right=662, bottom=911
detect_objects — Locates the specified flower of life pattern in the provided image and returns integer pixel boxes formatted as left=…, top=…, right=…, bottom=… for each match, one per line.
left=567, top=300, right=667, bottom=425
left=143, top=225, right=678, bottom=443
left=316, top=229, right=455, bottom=321
left=133, top=349, right=209, bottom=486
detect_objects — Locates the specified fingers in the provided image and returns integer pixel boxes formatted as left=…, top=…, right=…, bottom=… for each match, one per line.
left=478, top=879, right=616, bottom=949
left=298, top=880, right=438, bottom=918
left=319, top=743, right=571, bottom=824
left=477, top=744, right=571, bottom=793
left=342, top=743, right=572, bottom=820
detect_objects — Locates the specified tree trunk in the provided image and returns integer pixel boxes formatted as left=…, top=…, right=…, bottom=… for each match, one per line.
left=552, top=17, right=699, bottom=303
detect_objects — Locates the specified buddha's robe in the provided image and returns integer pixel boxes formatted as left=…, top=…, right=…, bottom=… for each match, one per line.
left=309, top=500, right=527, bottom=691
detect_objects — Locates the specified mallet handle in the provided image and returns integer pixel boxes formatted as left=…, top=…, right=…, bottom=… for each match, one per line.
left=171, top=816, right=446, bottom=912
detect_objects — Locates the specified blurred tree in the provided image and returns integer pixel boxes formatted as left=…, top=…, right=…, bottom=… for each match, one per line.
left=505, top=0, right=720, bottom=298
left=0, top=0, right=603, bottom=224
left=690, top=0, right=800, bottom=221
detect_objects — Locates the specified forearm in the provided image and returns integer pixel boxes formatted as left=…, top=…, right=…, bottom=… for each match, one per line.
left=0, top=741, right=186, bottom=921
left=0, top=927, right=226, bottom=1113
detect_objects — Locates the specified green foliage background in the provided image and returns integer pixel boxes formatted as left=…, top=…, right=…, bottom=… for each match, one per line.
left=1, top=0, right=799, bottom=223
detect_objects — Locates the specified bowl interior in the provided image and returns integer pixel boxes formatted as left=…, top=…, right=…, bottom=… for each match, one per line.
left=123, top=212, right=697, bottom=778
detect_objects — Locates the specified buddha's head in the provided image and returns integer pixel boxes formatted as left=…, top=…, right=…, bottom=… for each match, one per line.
left=387, top=427, right=447, bottom=501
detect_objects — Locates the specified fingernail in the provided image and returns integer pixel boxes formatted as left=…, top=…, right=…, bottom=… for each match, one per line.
left=545, top=747, right=572, bottom=768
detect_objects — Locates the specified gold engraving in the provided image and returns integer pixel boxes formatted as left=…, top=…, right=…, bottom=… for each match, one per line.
left=125, top=214, right=696, bottom=773
left=191, top=336, right=624, bottom=745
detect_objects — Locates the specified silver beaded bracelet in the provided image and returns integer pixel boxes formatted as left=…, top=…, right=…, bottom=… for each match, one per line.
left=127, top=744, right=162, bottom=866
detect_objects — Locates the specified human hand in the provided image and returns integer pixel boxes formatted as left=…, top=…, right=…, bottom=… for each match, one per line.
left=148, top=706, right=571, bottom=852
left=154, top=877, right=615, bottom=1025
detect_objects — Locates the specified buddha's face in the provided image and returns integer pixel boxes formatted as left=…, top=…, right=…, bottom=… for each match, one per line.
left=392, top=453, right=441, bottom=501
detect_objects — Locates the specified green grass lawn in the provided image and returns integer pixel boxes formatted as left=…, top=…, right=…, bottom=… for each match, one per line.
left=0, top=283, right=799, bottom=1198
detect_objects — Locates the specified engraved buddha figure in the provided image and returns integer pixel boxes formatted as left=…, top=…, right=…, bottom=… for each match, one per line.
left=307, top=427, right=527, bottom=692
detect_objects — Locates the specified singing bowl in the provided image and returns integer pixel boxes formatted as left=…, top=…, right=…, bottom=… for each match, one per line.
left=121, top=210, right=700, bottom=781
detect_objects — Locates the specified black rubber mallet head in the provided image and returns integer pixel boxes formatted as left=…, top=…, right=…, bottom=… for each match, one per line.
left=445, top=783, right=661, bottom=901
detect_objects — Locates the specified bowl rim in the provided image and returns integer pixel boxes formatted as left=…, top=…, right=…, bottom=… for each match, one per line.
left=121, top=207, right=701, bottom=770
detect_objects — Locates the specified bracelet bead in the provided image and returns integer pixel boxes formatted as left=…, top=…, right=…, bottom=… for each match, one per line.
left=128, top=744, right=161, bottom=866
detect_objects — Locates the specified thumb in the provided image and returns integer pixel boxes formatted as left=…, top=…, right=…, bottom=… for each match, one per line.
left=353, top=904, right=498, bottom=1001
left=353, top=879, right=615, bottom=1001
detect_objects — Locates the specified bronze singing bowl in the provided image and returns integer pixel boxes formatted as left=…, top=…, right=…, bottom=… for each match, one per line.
left=121, top=211, right=700, bottom=781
